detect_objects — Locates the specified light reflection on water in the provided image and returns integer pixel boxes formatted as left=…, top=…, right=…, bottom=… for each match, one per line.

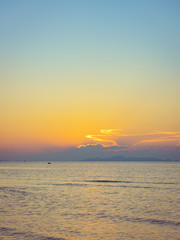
left=0, top=161, right=179, bottom=240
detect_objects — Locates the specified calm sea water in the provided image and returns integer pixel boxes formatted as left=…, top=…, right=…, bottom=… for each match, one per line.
left=0, top=161, right=179, bottom=240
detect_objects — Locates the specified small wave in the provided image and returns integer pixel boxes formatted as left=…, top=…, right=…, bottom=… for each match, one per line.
left=123, top=217, right=180, bottom=227
left=0, top=226, right=67, bottom=240
left=86, top=180, right=178, bottom=185
left=50, top=181, right=174, bottom=190
left=136, top=217, right=180, bottom=226
left=140, top=181, right=178, bottom=185
left=85, top=180, right=178, bottom=188
left=52, top=183, right=87, bottom=187
left=0, top=187, right=33, bottom=199
left=86, top=180, right=131, bottom=183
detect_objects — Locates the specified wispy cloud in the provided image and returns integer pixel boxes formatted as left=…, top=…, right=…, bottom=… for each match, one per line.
left=79, top=129, right=180, bottom=152
left=85, top=129, right=121, bottom=146
left=133, top=132, right=180, bottom=147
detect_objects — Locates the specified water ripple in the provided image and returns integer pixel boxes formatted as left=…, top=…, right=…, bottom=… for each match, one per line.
left=86, top=180, right=178, bottom=185
left=0, top=227, right=67, bottom=240
left=86, top=180, right=131, bottom=183
left=126, top=217, right=180, bottom=226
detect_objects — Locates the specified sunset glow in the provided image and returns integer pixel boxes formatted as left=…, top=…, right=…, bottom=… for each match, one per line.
left=81, top=129, right=180, bottom=150
left=0, top=0, right=180, bottom=161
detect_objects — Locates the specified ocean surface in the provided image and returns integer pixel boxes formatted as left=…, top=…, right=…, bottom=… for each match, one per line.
left=0, top=161, right=179, bottom=240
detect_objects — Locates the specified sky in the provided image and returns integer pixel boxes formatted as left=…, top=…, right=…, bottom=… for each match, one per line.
left=0, top=0, right=180, bottom=160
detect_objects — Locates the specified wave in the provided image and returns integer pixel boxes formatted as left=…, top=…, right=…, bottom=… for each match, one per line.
left=86, top=180, right=131, bottom=183
left=52, top=183, right=87, bottom=187
left=0, top=227, right=66, bottom=240
left=86, top=180, right=178, bottom=185
left=96, top=215, right=180, bottom=227
left=126, top=217, right=180, bottom=227
left=0, top=187, right=33, bottom=199
left=1, top=181, right=177, bottom=193
left=40, top=181, right=177, bottom=190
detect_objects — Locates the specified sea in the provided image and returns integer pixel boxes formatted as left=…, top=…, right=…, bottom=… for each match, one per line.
left=0, top=161, right=179, bottom=240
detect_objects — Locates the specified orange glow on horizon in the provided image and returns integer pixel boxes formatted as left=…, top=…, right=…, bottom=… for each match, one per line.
left=80, top=129, right=180, bottom=151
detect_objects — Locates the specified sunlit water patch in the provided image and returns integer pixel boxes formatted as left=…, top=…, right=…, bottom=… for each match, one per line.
left=0, top=161, right=179, bottom=240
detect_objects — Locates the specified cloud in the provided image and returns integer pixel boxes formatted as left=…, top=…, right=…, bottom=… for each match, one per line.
left=1, top=129, right=180, bottom=161
left=75, top=129, right=180, bottom=160
left=74, top=143, right=128, bottom=160
left=103, top=145, right=129, bottom=151
left=78, top=143, right=128, bottom=152
left=85, top=129, right=122, bottom=146
left=133, top=132, right=180, bottom=147
left=82, top=129, right=180, bottom=152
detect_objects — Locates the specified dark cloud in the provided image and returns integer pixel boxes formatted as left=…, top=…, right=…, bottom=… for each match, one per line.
left=103, top=145, right=129, bottom=151
left=1, top=132, right=180, bottom=161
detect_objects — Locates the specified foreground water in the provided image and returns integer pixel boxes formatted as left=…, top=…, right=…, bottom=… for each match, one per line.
left=0, top=161, right=179, bottom=240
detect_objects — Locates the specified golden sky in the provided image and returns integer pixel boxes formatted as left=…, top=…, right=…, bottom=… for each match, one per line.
left=0, top=1, right=180, bottom=160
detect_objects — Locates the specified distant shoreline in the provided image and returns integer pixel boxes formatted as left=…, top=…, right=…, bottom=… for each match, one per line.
left=0, top=158, right=179, bottom=163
